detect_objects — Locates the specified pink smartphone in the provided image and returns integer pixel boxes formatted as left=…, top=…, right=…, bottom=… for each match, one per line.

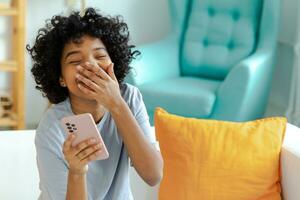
left=61, top=113, right=109, bottom=160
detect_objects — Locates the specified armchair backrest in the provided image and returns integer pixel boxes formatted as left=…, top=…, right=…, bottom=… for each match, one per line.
left=180, top=0, right=263, bottom=79
left=168, top=0, right=190, bottom=37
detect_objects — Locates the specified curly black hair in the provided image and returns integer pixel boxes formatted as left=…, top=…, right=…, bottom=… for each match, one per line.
left=27, top=7, right=140, bottom=104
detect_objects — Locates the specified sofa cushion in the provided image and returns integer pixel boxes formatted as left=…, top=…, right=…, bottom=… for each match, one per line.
left=139, top=77, right=221, bottom=120
left=155, top=108, right=286, bottom=200
left=181, top=0, right=263, bottom=79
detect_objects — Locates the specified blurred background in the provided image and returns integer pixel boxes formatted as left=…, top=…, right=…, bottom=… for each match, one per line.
left=0, top=0, right=299, bottom=129
left=1, top=1, right=300, bottom=199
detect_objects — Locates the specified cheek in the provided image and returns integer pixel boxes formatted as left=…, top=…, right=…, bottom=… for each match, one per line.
left=62, top=66, right=77, bottom=84
left=97, top=59, right=112, bottom=72
left=97, top=59, right=110, bottom=66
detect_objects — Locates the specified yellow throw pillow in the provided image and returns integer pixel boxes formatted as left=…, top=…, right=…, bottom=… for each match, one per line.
left=155, top=108, right=286, bottom=200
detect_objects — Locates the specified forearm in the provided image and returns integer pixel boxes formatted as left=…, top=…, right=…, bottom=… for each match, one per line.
left=110, top=99, right=163, bottom=186
left=66, top=172, right=87, bottom=200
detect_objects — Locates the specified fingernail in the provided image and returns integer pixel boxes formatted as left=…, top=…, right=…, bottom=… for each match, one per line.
left=96, top=150, right=101, bottom=155
left=90, top=138, right=96, bottom=143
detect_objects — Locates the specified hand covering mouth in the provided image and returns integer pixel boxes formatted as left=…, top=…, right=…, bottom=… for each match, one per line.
left=75, top=79, right=95, bottom=91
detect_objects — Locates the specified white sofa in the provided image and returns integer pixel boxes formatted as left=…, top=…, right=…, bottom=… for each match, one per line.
left=0, top=123, right=299, bottom=200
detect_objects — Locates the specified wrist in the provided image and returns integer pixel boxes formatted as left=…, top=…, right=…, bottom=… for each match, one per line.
left=69, top=170, right=86, bottom=175
left=68, top=172, right=86, bottom=183
left=109, top=97, right=127, bottom=115
left=69, top=166, right=88, bottom=175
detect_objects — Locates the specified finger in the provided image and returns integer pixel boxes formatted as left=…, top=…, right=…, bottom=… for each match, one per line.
left=63, top=133, right=75, bottom=153
left=77, top=64, right=105, bottom=85
left=80, top=149, right=103, bottom=165
left=77, top=82, right=99, bottom=96
left=76, top=65, right=95, bottom=78
left=85, top=62, right=111, bottom=81
left=73, top=137, right=97, bottom=155
left=81, top=62, right=96, bottom=73
left=76, top=74, right=102, bottom=92
left=107, top=63, right=117, bottom=81
left=76, top=142, right=102, bottom=160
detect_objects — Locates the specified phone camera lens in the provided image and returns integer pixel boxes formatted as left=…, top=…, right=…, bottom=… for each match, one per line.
left=69, top=130, right=74, bottom=133
left=66, top=123, right=70, bottom=126
left=71, top=124, right=75, bottom=127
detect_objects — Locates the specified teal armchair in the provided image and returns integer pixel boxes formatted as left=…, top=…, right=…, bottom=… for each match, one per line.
left=126, top=0, right=280, bottom=123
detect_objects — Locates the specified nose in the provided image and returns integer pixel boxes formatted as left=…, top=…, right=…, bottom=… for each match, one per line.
left=86, top=57, right=98, bottom=66
left=85, top=58, right=109, bottom=72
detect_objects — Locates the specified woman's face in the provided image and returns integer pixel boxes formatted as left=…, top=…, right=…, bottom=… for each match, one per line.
left=60, top=35, right=112, bottom=100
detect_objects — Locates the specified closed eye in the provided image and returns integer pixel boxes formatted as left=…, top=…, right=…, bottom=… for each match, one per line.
left=69, top=60, right=81, bottom=64
left=95, top=55, right=106, bottom=60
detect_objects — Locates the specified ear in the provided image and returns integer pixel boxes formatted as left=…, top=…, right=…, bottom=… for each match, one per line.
left=59, top=77, right=67, bottom=87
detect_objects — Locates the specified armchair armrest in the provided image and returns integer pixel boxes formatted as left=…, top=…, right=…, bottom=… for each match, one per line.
left=126, top=34, right=180, bottom=86
left=210, top=0, right=280, bottom=121
left=210, top=48, right=275, bottom=121
left=281, top=123, right=300, bottom=200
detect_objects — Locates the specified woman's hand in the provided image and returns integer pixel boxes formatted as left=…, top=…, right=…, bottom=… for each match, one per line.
left=75, top=62, right=124, bottom=110
left=63, top=133, right=103, bottom=174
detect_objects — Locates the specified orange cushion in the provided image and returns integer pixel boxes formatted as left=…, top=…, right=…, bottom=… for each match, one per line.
left=155, top=108, right=286, bottom=200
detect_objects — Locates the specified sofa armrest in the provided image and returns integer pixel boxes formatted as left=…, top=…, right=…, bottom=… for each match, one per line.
left=126, top=34, right=180, bottom=86
left=130, top=167, right=159, bottom=200
left=0, top=130, right=40, bottom=199
left=210, top=48, right=274, bottom=121
left=281, top=123, right=300, bottom=200
left=130, top=126, right=159, bottom=200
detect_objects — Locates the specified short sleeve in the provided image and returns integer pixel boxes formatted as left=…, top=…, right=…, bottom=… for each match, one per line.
left=128, top=86, right=160, bottom=151
left=35, top=129, right=68, bottom=200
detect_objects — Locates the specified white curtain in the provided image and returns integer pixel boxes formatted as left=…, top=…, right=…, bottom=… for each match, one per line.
left=286, top=5, right=300, bottom=127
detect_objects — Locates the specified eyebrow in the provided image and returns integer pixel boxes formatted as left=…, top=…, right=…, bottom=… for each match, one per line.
left=93, top=47, right=107, bottom=51
left=64, top=51, right=80, bottom=61
left=64, top=47, right=107, bottom=61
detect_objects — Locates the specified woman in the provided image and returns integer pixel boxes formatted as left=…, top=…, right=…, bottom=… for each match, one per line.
left=27, top=8, right=163, bottom=200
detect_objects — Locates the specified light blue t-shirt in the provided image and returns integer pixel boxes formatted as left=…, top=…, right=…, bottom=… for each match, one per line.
left=35, top=83, right=158, bottom=200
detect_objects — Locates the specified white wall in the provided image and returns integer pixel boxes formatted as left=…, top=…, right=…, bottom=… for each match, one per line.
left=266, top=0, right=299, bottom=117
left=0, top=0, right=296, bottom=127
left=0, top=16, right=12, bottom=92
